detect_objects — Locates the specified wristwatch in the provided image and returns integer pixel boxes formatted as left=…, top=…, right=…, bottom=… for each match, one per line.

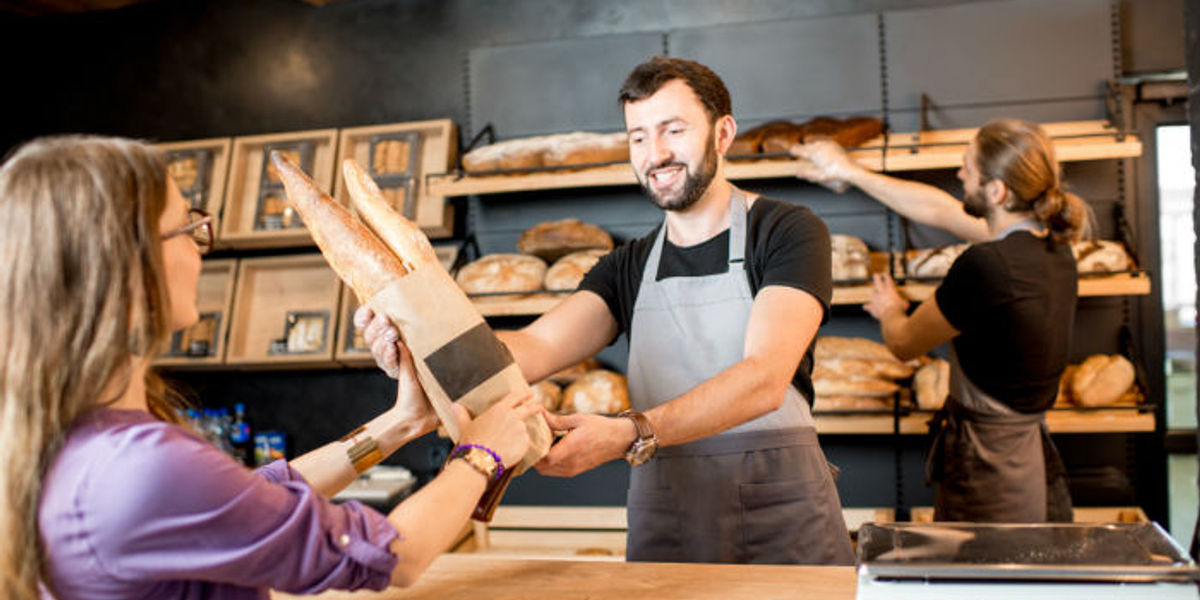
left=447, top=445, right=500, bottom=481
left=617, top=410, right=658, bottom=466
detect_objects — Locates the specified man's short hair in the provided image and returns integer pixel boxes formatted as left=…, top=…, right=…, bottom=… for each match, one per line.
left=618, top=56, right=732, bottom=123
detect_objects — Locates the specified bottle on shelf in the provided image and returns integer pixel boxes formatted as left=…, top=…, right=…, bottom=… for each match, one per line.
left=229, top=403, right=253, bottom=466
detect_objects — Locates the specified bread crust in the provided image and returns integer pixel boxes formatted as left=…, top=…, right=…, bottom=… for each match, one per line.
left=561, top=370, right=630, bottom=415
left=456, top=253, right=547, bottom=296
left=544, top=249, right=608, bottom=291
left=271, top=152, right=407, bottom=303
left=517, top=219, right=613, bottom=262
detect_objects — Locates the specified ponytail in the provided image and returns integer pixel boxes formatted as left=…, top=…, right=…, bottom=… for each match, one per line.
left=1033, top=186, right=1091, bottom=243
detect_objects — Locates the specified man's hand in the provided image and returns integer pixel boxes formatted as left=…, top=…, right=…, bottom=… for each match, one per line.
left=790, top=138, right=860, bottom=193
left=355, top=305, right=403, bottom=379
left=863, top=273, right=910, bottom=322
left=534, top=411, right=637, bottom=477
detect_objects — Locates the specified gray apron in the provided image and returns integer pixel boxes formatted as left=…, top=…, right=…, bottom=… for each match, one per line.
left=623, top=188, right=854, bottom=565
left=925, top=220, right=1073, bottom=523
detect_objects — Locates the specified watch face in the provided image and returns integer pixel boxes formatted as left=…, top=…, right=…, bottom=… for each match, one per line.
left=627, top=439, right=658, bottom=466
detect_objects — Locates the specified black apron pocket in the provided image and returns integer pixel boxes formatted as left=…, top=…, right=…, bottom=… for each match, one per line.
left=738, top=477, right=827, bottom=564
left=625, top=488, right=684, bottom=563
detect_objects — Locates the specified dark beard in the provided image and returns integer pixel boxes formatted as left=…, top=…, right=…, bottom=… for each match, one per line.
left=640, top=134, right=719, bottom=212
left=962, top=186, right=989, bottom=218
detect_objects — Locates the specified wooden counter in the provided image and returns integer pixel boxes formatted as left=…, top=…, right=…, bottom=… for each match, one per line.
left=272, top=553, right=858, bottom=600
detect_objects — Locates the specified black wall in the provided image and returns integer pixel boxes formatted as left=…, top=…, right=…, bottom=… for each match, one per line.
left=0, top=0, right=1186, bottom=516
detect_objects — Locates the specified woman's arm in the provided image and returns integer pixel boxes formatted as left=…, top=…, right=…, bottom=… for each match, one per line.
left=792, top=139, right=990, bottom=243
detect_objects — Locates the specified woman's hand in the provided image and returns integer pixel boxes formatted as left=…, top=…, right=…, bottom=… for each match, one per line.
left=354, top=305, right=403, bottom=379
left=388, top=334, right=440, bottom=434
left=457, top=392, right=539, bottom=469
left=863, top=273, right=910, bottom=322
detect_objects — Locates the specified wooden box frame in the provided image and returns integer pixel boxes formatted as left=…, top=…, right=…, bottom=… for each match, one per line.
left=334, top=285, right=373, bottom=366
left=336, top=120, right=457, bottom=238
left=154, top=258, right=237, bottom=368
left=221, top=129, right=340, bottom=248
left=226, top=254, right=342, bottom=367
left=156, top=137, right=233, bottom=248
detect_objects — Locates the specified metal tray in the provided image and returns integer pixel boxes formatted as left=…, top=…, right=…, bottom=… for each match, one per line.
left=858, top=522, right=1199, bottom=583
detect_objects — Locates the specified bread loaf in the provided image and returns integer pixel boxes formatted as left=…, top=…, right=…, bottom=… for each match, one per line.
left=914, top=359, right=949, bottom=411
left=531, top=380, right=563, bottom=412
left=543, top=132, right=629, bottom=167
left=271, top=152, right=407, bottom=303
left=1071, top=354, right=1136, bottom=407
left=546, top=357, right=602, bottom=386
left=544, top=249, right=607, bottom=291
left=1072, top=240, right=1130, bottom=273
left=517, top=219, right=613, bottom=262
left=815, top=336, right=901, bottom=363
left=813, top=396, right=892, bottom=412
left=455, top=254, right=547, bottom=296
left=813, top=376, right=899, bottom=398
left=831, top=234, right=870, bottom=282
left=803, top=116, right=884, bottom=148
left=462, top=131, right=630, bottom=172
left=906, top=244, right=969, bottom=278
left=561, top=370, right=630, bottom=415
left=343, top=160, right=438, bottom=270
left=1055, top=365, right=1078, bottom=407
left=815, top=357, right=914, bottom=380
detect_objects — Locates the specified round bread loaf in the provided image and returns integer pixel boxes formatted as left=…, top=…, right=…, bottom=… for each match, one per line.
left=813, top=396, right=892, bottom=412
left=813, top=376, right=899, bottom=398
left=561, top=370, right=630, bottom=415
left=913, top=359, right=949, bottom=411
left=1055, top=365, right=1078, bottom=407
left=906, top=244, right=969, bottom=278
left=545, top=249, right=608, bottom=291
left=1072, top=240, right=1130, bottom=273
left=531, top=380, right=563, bottom=412
left=455, top=253, right=547, bottom=296
left=517, top=219, right=614, bottom=262
left=1071, top=354, right=1136, bottom=407
left=546, top=357, right=602, bottom=386
left=831, top=234, right=870, bottom=282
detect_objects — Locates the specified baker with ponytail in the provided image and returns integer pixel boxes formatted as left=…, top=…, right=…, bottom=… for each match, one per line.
left=793, top=118, right=1082, bottom=523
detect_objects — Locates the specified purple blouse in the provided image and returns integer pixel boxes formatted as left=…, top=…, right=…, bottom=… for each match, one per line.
left=38, top=408, right=400, bottom=600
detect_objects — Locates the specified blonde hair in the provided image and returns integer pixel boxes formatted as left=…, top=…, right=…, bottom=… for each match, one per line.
left=974, top=118, right=1091, bottom=243
left=0, top=136, right=184, bottom=599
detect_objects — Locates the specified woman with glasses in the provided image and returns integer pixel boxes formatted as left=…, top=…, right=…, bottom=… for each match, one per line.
left=0, top=135, right=538, bottom=600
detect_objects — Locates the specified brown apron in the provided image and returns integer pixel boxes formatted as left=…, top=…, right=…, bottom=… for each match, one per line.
left=925, top=349, right=1073, bottom=522
left=624, top=189, right=853, bottom=565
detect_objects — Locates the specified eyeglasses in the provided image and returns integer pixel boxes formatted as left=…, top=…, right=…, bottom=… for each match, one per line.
left=162, top=209, right=214, bottom=256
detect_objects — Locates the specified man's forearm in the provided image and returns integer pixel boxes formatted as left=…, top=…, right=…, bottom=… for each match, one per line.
left=644, top=356, right=792, bottom=447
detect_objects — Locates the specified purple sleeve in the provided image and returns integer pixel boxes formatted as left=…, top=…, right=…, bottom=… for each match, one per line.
left=81, top=424, right=399, bottom=594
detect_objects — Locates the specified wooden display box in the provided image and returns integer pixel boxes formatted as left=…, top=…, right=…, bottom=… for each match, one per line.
left=156, top=137, right=233, bottom=248
left=226, top=254, right=342, bottom=367
left=220, top=129, right=339, bottom=248
left=336, top=120, right=458, bottom=238
left=154, top=258, right=237, bottom=368
left=334, top=285, right=373, bottom=366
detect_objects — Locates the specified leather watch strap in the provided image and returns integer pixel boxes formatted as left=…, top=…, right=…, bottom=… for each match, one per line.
left=618, top=410, right=653, bottom=440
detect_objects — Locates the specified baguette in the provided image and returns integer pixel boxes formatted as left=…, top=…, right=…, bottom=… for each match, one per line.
left=343, top=159, right=438, bottom=270
left=270, top=152, right=407, bottom=303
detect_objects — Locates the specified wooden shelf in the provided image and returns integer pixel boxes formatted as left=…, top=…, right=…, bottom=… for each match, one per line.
left=427, top=120, right=1142, bottom=197
left=153, top=258, right=237, bottom=368
left=813, top=407, right=1154, bottom=435
left=468, top=269, right=1150, bottom=317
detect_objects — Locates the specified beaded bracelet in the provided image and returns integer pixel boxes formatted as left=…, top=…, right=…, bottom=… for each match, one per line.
left=448, top=443, right=505, bottom=482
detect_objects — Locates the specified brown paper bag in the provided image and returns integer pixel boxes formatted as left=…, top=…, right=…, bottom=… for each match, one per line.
left=270, top=151, right=551, bottom=480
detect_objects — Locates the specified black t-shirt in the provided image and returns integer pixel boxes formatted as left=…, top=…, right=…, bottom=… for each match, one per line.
left=578, top=196, right=832, bottom=402
left=935, top=231, right=1078, bottom=412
